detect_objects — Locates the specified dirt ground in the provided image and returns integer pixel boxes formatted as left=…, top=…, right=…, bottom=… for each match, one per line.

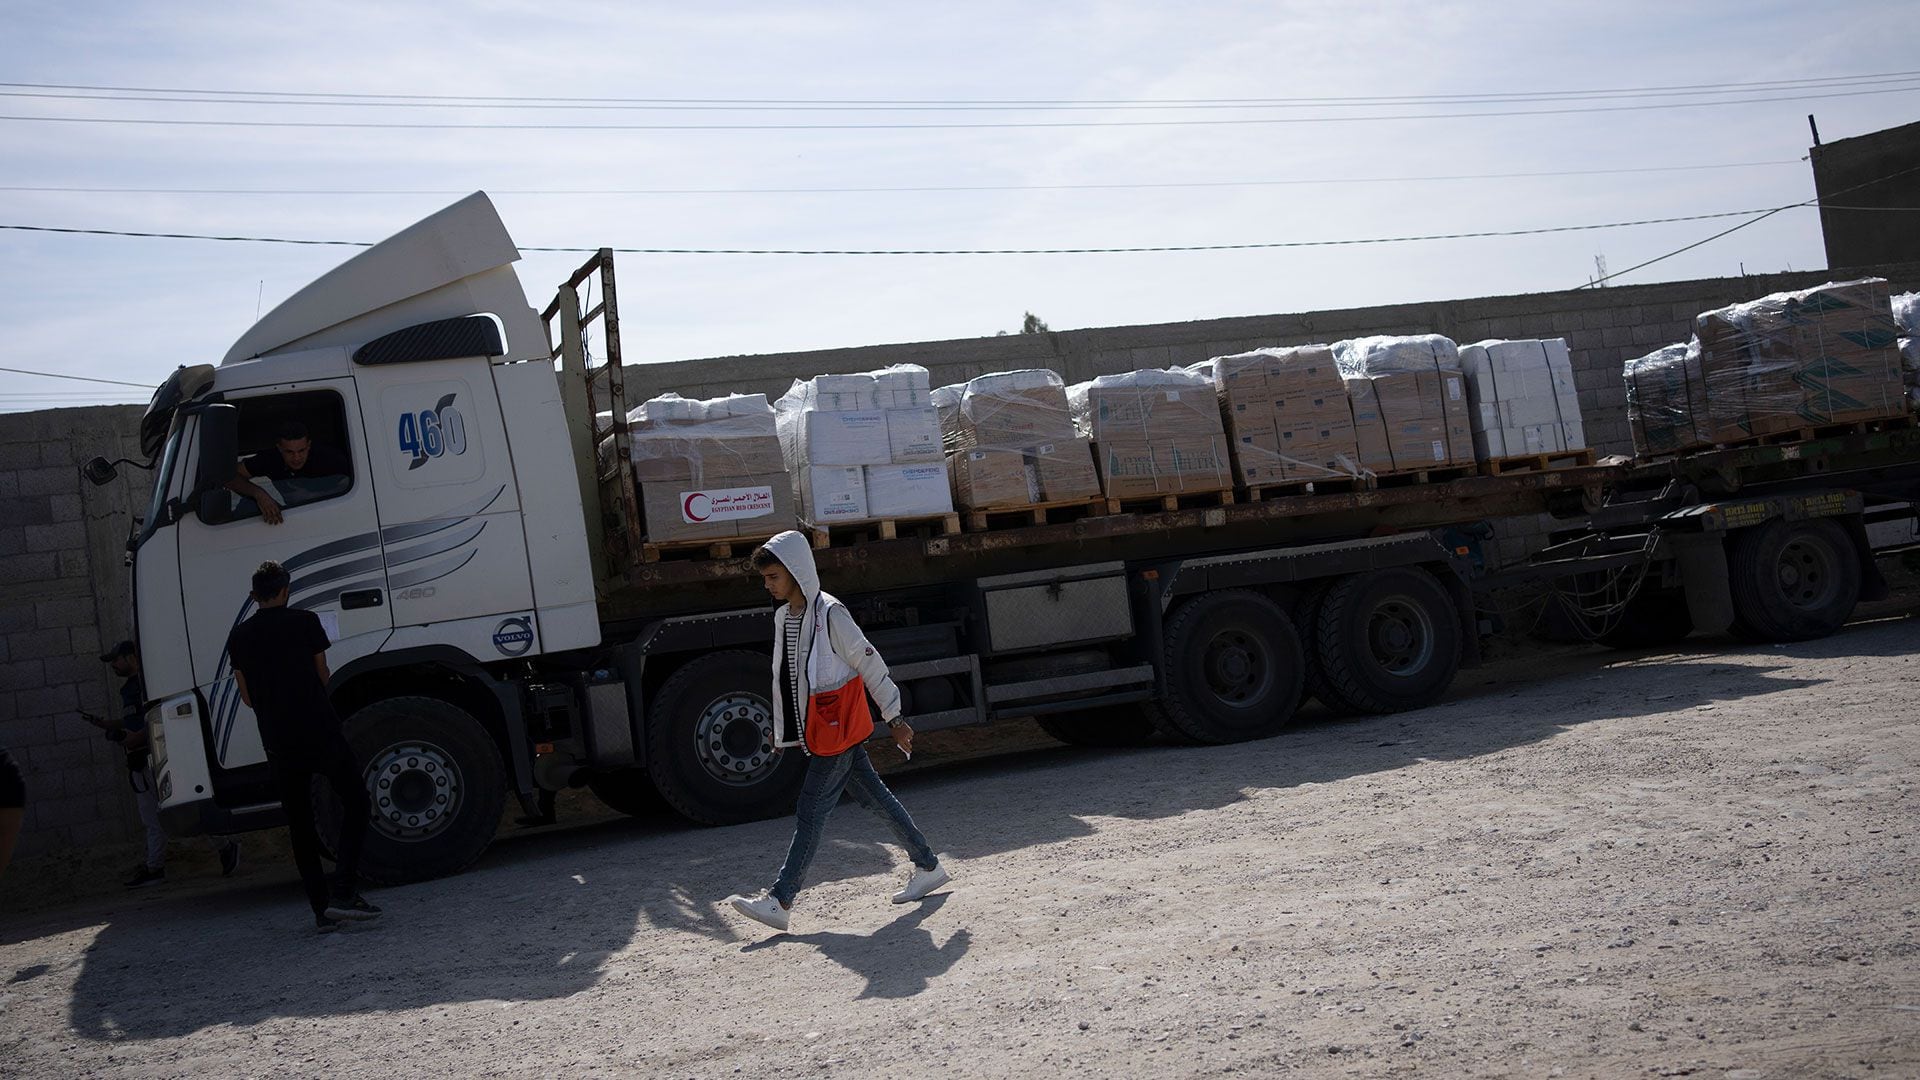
left=2, top=599, right=1916, bottom=1078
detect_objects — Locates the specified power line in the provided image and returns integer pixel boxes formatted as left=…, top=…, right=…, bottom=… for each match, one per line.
left=0, top=160, right=1802, bottom=197
left=5, top=70, right=1915, bottom=106
left=0, top=365, right=154, bottom=387
left=4, top=84, right=1916, bottom=131
left=0, top=205, right=1823, bottom=256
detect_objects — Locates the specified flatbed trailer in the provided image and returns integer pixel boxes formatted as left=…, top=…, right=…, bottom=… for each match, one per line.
left=111, top=200, right=1920, bottom=885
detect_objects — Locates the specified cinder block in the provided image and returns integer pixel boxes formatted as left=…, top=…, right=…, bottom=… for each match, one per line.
left=24, top=522, right=86, bottom=554
left=1594, top=385, right=1630, bottom=410
left=0, top=527, right=22, bottom=557
left=0, top=552, right=57, bottom=584
left=0, top=659, right=44, bottom=692
left=69, top=626, right=100, bottom=656
left=57, top=549, right=89, bottom=578
left=1567, top=329, right=1605, bottom=351
left=47, top=494, right=81, bottom=523
left=0, top=443, right=38, bottom=470
left=34, top=596, right=93, bottom=629
left=15, top=466, right=73, bottom=498
left=0, top=716, right=56, bottom=748
left=32, top=793, right=100, bottom=829
left=39, top=442, right=76, bottom=467
left=41, top=653, right=96, bottom=686
left=14, top=682, right=79, bottom=718
left=1549, top=312, right=1583, bottom=333
left=0, top=497, right=53, bottom=527
left=1600, top=325, right=1636, bottom=348
left=6, top=630, right=71, bottom=663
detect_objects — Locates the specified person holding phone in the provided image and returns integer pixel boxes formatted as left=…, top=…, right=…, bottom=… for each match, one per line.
left=724, top=530, right=950, bottom=933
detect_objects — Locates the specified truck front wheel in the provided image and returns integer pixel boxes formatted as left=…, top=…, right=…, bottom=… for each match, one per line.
left=323, top=696, right=506, bottom=884
left=1157, top=589, right=1305, bottom=744
left=1312, top=569, right=1462, bottom=714
left=1727, top=518, right=1861, bottom=642
left=644, top=650, right=805, bottom=825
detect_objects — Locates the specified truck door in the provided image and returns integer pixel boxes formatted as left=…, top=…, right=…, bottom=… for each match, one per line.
left=177, top=380, right=392, bottom=773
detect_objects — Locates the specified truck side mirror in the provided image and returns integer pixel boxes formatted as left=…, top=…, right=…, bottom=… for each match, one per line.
left=82, top=456, right=118, bottom=486
left=191, top=404, right=240, bottom=523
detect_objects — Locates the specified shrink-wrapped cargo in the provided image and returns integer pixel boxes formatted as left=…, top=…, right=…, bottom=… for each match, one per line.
left=627, top=392, right=794, bottom=542
left=1069, top=367, right=1231, bottom=498
left=939, top=369, right=1099, bottom=509
left=1895, top=292, right=1920, bottom=408
left=1333, top=335, right=1473, bottom=470
left=1624, top=344, right=1702, bottom=457
left=776, top=365, right=953, bottom=525
left=1208, top=346, right=1363, bottom=486
left=1457, top=339, right=1587, bottom=461
left=1691, top=278, right=1905, bottom=439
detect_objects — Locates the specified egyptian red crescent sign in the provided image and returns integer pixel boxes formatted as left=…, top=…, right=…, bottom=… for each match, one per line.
left=679, top=486, right=776, bottom=525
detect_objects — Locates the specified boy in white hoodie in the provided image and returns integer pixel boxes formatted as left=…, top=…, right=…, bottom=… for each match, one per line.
left=725, top=530, right=950, bottom=932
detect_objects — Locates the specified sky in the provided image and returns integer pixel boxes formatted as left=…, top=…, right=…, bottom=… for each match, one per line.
left=1, top=0, right=1917, bottom=413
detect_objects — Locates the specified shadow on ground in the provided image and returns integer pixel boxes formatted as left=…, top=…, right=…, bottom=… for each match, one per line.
left=21, top=615, right=1909, bottom=1040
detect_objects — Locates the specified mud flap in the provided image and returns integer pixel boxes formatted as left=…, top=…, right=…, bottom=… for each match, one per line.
left=1671, top=534, right=1733, bottom=635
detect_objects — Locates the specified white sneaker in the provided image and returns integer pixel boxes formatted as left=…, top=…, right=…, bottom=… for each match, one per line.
left=727, top=891, right=790, bottom=932
left=892, top=862, right=951, bottom=904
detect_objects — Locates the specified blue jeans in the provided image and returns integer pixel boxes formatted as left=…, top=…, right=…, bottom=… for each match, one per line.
left=771, top=744, right=936, bottom=906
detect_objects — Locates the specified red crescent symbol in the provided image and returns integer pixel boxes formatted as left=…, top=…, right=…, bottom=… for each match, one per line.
left=684, top=492, right=712, bottom=522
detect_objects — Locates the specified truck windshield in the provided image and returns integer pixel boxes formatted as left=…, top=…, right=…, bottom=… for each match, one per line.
left=134, top=422, right=185, bottom=550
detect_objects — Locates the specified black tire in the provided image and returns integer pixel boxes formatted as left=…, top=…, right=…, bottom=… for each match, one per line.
left=1595, top=586, right=1695, bottom=650
left=323, top=696, right=506, bottom=885
left=586, top=768, right=669, bottom=817
left=1296, top=579, right=1359, bottom=716
left=1156, top=589, right=1305, bottom=744
left=644, top=650, right=805, bottom=826
left=1313, top=568, right=1462, bottom=714
left=1036, top=705, right=1159, bottom=747
left=1726, top=518, right=1862, bottom=642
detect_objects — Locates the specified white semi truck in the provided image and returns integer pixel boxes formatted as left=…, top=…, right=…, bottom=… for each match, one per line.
left=91, top=193, right=1920, bottom=882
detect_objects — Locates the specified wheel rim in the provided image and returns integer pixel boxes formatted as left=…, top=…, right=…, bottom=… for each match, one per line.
left=1201, top=628, right=1271, bottom=707
left=1368, top=595, right=1435, bottom=676
left=694, top=691, right=781, bottom=786
left=364, top=740, right=463, bottom=843
left=1776, top=532, right=1843, bottom=613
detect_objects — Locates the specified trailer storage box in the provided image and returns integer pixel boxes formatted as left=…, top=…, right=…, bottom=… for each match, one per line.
left=1458, top=339, right=1587, bottom=461
left=1071, top=367, right=1232, bottom=499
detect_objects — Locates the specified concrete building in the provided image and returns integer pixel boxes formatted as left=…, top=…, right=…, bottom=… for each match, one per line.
left=1811, top=118, right=1920, bottom=269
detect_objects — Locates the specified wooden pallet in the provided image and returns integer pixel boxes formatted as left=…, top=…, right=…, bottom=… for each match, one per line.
left=808, top=512, right=963, bottom=548
left=960, top=496, right=1108, bottom=532
left=1242, top=474, right=1375, bottom=502
left=640, top=531, right=782, bottom=564
left=1480, top=448, right=1596, bottom=476
left=1100, top=487, right=1235, bottom=516
left=1372, top=462, right=1480, bottom=488
left=1709, top=413, right=1915, bottom=452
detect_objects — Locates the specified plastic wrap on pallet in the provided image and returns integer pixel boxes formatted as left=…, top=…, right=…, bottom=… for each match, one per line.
left=776, top=367, right=952, bottom=525
left=1693, top=277, right=1905, bottom=439
left=1332, top=334, right=1461, bottom=376
left=1207, top=346, right=1365, bottom=485
left=1892, top=292, right=1919, bottom=336
left=942, top=369, right=1099, bottom=508
left=1067, top=367, right=1231, bottom=498
left=1457, top=339, right=1587, bottom=461
left=1332, top=335, right=1472, bottom=469
left=626, top=392, right=792, bottom=542
left=1623, top=344, right=1701, bottom=458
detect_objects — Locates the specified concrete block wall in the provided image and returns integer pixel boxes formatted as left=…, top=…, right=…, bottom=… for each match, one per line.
left=622, top=259, right=1920, bottom=462
left=1, top=405, right=149, bottom=861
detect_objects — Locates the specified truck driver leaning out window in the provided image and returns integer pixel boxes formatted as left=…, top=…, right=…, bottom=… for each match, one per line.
left=225, top=421, right=352, bottom=525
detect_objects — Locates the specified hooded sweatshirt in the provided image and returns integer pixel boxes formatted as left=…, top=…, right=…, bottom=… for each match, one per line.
left=763, top=530, right=903, bottom=754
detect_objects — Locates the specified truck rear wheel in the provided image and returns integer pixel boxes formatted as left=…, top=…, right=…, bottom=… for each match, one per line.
left=586, top=769, right=668, bottom=817
left=1296, top=579, right=1358, bottom=716
left=1036, top=705, right=1159, bottom=747
left=324, top=696, right=505, bottom=884
left=644, top=650, right=805, bottom=826
left=1313, top=568, right=1461, bottom=714
left=1727, top=518, right=1861, bottom=642
left=1156, top=589, right=1305, bottom=744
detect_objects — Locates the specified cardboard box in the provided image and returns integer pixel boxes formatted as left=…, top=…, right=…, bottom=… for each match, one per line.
left=866, top=463, right=953, bottom=517
left=1343, top=377, right=1396, bottom=474
left=799, top=465, right=869, bottom=523
left=798, top=409, right=892, bottom=466
left=885, top=407, right=944, bottom=463
left=950, top=441, right=1100, bottom=508
left=631, top=435, right=786, bottom=483
left=1095, top=439, right=1171, bottom=499
left=641, top=472, right=793, bottom=543
left=1386, top=419, right=1452, bottom=470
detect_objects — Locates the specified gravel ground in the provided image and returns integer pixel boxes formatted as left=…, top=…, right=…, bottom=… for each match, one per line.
left=1, top=604, right=1916, bottom=1079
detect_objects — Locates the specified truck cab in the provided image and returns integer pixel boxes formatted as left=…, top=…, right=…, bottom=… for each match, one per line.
left=120, top=194, right=597, bottom=877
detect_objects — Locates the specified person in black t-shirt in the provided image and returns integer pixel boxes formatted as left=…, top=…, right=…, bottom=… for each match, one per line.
left=227, top=560, right=380, bottom=933
left=227, top=421, right=351, bottom=525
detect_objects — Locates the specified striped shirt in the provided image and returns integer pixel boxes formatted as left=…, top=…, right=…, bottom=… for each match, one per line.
left=781, top=607, right=804, bottom=744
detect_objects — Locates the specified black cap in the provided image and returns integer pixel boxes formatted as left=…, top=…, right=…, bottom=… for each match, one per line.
left=99, top=640, right=136, bottom=663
